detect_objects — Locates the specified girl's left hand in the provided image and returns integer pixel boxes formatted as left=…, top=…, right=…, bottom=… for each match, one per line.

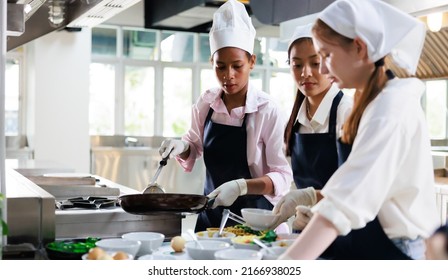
left=207, top=179, right=247, bottom=208
left=292, top=205, right=313, bottom=230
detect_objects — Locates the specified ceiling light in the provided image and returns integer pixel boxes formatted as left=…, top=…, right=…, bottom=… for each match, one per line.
left=24, top=4, right=32, bottom=14
left=47, top=0, right=66, bottom=28
left=427, top=12, right=443, bottom=32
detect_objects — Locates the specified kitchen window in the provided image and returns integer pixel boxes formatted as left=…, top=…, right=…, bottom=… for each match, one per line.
left=5, top=48, right=24, bottom=136
left=89, top=26, right=309, bottom=137
left=424, top=80, right=447, bottom=140
left=89, top=63, right=116, bottom=135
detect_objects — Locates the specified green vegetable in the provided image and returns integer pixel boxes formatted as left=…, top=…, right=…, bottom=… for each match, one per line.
left=233, top=225, right=278, bottom=243
left=0, top=193, right=7, bottom=236
left=260, top=230, right=277, bottom=243
left=234, top=224, right=263, bottom=235
left=47, top=237, right=100, bottom=254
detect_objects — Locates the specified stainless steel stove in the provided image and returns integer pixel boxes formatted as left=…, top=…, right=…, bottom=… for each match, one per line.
left=52, top=180, right=183, bottom=240
left=5, top=169, right=183, bottom=250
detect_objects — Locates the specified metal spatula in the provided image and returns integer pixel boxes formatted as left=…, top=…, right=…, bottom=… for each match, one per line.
left=142, top=149, right=173, bottom=194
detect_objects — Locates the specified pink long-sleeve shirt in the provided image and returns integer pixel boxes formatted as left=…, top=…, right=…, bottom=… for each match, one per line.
left=177, top=84, right=293, bottom=205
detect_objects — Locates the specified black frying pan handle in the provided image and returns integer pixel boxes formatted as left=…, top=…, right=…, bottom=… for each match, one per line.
left=206, top=197, right=216, bottom=209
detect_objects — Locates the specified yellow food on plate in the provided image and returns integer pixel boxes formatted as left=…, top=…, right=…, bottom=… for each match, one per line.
left=171, top=236, right=186, bottom=252
left=212, top=225, right=267, bottom=237
left=231, top=235, right=259, bottom=245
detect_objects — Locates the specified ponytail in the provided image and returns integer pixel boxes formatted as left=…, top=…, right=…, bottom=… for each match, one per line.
left=341, top=59, right=389, bottom=144
left=284, top=90, right=305, bottom=156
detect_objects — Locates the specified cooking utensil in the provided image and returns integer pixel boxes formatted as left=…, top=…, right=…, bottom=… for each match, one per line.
left=119, top=193, right=215, bottom=215
left=252, top=238, right=276, bottom=255
left=226, top=210, right=246, bottom=225
left=215, top=209, right=230, bottom=238
left=142, top=149, right=173, bottom=194
left=187, top=229, right=204, bottom=249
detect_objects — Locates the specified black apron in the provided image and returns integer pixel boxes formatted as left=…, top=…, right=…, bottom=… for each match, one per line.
left=320, top=88, right=411, bottom=260
left=290, top=91, right=344, bottom=189
left=195, top=107, right=273, bottom=232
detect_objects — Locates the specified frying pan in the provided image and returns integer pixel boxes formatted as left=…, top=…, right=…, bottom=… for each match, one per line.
left=119, top=193, right=215, bottom=215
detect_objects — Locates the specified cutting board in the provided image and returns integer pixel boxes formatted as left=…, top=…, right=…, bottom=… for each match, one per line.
left=26, top=175, right=120, bottom=198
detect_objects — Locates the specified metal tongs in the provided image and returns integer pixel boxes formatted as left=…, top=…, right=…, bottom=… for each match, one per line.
left=215, top=209, right=246, bottom=237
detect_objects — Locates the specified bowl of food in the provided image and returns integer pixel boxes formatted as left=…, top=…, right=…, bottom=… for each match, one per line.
left=82, top=247, right=133, bottom=260
left=185, top=240, right=231, bottom=260
left=214, top=248, right=263, bottom=260
left=95, top=238, right=141, bottom=257
left=241, top=208, right=280, bottom=230
left=260, top=246, right=287, bottom=260
left=230, top=235, right=261, bottom=250
left=196, top=230, right=236, bottom=243
left=45, top=237, right=100, bottom=260
left=122, top=232, right=165, bottom=256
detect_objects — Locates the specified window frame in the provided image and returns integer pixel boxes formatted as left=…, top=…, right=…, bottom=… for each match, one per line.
left=90, top=26, right=295, bottom=137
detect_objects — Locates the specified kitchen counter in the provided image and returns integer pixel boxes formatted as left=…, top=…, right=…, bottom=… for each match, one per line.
left=3, top=168, right=184, bottom=259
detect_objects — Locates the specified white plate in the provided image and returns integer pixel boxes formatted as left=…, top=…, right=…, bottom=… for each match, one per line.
left=138, top=254, right=176, bottom=260
left=215, top=249, right=262, bottom=260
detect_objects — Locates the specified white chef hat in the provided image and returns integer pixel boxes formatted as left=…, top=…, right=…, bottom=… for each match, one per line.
left=288, top=23, right=313, bottom=51
left=209, top=0, right=256, bottom=56
left=318, top=0, right=426, bottom=74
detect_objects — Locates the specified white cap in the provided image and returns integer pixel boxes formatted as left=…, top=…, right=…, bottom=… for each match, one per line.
left=288, top=23, right=313, bottom=51
left=209, top=0, right=256, bottom=56
left=318, top=0, right=425, bottom=74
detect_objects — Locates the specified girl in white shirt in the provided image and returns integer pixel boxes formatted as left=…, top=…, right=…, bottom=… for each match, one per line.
left=273, top=24, right=353, bottom=231
left=279, top=0, right=439, bottom=260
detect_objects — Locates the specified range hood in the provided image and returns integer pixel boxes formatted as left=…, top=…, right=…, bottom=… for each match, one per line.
left=144, top=0, right=251, bottom=33
left=7, top=0, right=140, bottom=51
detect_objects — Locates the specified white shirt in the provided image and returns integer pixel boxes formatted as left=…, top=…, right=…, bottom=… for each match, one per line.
left=314, top=78, right=439, bottom=239
left=298, top=84, right=353, bottom=134
left=178, top=83, right=293, bottom=205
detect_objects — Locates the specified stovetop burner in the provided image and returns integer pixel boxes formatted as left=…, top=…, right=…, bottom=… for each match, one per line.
left=55, top=196, right=119, bottom=210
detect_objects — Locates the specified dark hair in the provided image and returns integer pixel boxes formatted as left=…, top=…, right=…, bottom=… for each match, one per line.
left=284, top=38, right=314, bottom=155
left=312, top=19, right=388, bottom=144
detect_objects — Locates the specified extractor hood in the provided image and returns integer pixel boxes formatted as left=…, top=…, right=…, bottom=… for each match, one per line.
left=6, top=0, right=140, bottom=51
left=144, top=0, right=252, bottom=33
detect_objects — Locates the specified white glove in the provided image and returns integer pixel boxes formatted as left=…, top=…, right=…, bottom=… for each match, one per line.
left=207, top=179, right=247, bottom=209
left=159, top=139, right=189, bottom=159
left=270, top=187, right=317, bottom=229
left=292, top=205, right=313, bottom=231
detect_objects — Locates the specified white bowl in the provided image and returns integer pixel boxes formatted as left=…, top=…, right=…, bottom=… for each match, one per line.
left=185, top=240, right=231, bottom=260
left=271, top=239, right=295, bottom=248
left=138, top=254, right=176, bottom=260
left=196, top=230, right=236, bottom=243
left=241, top=208, right=280, bottom=230
left=260, top=247, right=287, bottom=260
left=122, top=232, right=165, bottom=256
left=231, top=235, right=261, bottom=251
left=95, top=238, right=141, bottom=257
left=214, top=249, right=263, bottom=260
